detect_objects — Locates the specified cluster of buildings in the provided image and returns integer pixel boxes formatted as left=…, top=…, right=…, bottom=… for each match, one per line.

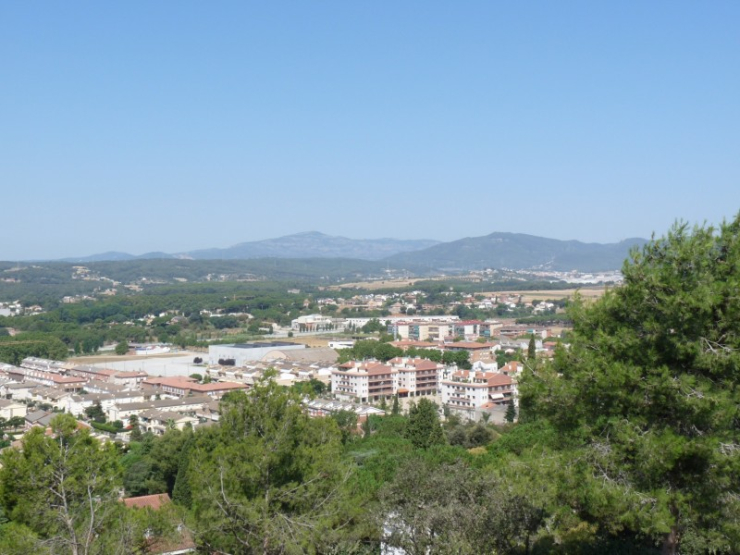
left=0, top=358, right=236, bottom=436
left=0, top=341, right=386, bottom=440
left=0, top=327, right=545, bottom=439
left=331, top=355, right=522, bottom=421
left=0, top=351, right=338, bottom=439
left=0, top=300, right=42, bottom=317
left=291, top=313, right=555, bottom=343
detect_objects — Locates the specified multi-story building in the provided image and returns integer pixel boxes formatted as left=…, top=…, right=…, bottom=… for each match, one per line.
left=389, top=319, right=500, bottom=342
left=67, top=365, right=148, bottom=387
left=440, top=342, right=494, bottom=363
left=390, top=320, right=454, bottom=341
left=20, top=357, right=73, bottom=374
left=3, top=365, right=86, bottom=392
left=332, top=358, right=450, bottom=401
left=208, top=342, right=306, bottom=366
left=331, top=362, right=397, bottom=402
left=387, top=357, right=442, bottom=398
left=440, top=370, right=516, bottom=412
left=291, top=314, right=344, bottom=332
left=142, top=376, right=249, bottom=398
left=108, top=396, right=214, bottom=422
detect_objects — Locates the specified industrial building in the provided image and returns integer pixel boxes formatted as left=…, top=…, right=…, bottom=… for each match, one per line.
left=208, top=342, right=306, bottom=366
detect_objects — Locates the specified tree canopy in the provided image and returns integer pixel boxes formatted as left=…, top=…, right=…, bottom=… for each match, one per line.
left=519, top=217, right=740, bottom=553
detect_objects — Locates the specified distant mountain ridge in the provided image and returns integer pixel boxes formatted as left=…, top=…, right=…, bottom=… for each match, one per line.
left=61, top=251, right=176, bottom=263
left=386, top=232, right=647, bottom=272
left=183, top=232, right=440, bottom=261
left=60, top=232, right=439, bottom=263
left=57, top=231, right=646, bottom=272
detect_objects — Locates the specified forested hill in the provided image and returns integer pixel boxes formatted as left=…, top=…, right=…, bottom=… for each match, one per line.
left=185, top=232, right=440, bottom=261
left=52, top=231, right=645, bottom=272
left=384, top=232, right=647, bottom=272
left=61, top=232, right=439, bottom=263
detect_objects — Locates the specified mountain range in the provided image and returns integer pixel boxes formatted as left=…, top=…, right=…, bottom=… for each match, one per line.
left=59, top=231, right=647, bottom=272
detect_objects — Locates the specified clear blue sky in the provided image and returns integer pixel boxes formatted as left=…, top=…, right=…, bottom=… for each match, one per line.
left=2, top=2, right=739, bottom=260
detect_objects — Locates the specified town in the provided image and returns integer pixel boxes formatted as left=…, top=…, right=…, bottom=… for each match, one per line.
left=0, top=310, right=559, bottom=445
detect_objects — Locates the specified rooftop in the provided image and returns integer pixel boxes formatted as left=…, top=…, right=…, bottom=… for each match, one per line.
left=228, top=341, right=303, bottom=349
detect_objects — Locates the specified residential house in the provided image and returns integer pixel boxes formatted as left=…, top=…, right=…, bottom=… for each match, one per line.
left=0, top=399, right=27, bottom=420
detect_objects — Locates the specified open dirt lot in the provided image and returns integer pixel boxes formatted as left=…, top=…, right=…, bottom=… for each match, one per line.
left=329, top=278, right=425, bottom=291
left=499, top=286, right=609, bottom=304
left=288, top=336, right=332, bottom=348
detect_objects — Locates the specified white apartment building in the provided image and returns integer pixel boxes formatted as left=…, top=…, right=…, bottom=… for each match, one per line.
left=387, top=357, right=443, bottom=398
left=332, top=358, right=452, bottom=401
left=441, top=370, right=516, bottom=411
left=291, top=314, right=343, bottom=332
left=332, top=362, right=397, bottom=403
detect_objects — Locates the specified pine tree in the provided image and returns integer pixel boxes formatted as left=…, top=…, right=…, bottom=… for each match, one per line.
left=172, top=436, right=194, bottom=508
left=504, top=399, right=516, bottom=423
left=405, top=399, right=445, bottom=449
left=527, top=334, right=536, bottom=361
left=520, top=216, right=740, bottom=554
left=391, top=395, right=400, bottom=416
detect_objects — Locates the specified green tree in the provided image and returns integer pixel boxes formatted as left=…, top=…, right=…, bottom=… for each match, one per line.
left=0, top=415, right=124, bottom=554
left=114, top=340, right=129, bottom=356
left=519, top=218, right=740, bottom=554
left=527, top=334, right=536, bottom=361
left=84, top=402, right=106, bottom=423
left=391, top=395, right=401, bottom=416
left=504, top=399, right=517, bottom=423
left=187, top=372, right=355, bottom=554
left=331, top=409, right=359, bottom=445
left=378, top=459, right=545, bottom=555
left=171, top=436, right=195, bottom=509
left=405, top=398, right=445, bottom=450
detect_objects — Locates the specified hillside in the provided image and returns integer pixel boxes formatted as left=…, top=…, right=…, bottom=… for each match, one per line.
left=384, top=232, right=647, bottom=272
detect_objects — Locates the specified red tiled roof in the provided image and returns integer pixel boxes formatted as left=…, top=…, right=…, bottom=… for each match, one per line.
left=444, top=342, right=489, bottom=350
left=123, top=493, right=171, bottom=510
left=413, top=360, right=440, bottom=371
left=486, top=374, right=513, bottom=387
left=51, top=375, right=86, bottom=384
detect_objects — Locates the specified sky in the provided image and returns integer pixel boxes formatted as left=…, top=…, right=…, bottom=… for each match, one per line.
left=1, top=2, right=739, bottom=260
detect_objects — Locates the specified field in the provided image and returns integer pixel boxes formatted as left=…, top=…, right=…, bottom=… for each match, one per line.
left=502, top=286, right=609, bottom=304
left=329, top=278, right=424, bottom=291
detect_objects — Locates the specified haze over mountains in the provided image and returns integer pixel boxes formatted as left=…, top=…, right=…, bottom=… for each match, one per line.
left=58, top=231, right=647, bottom=272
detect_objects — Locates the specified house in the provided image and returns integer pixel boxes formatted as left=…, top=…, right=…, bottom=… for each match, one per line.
left=68, top=365, right=148, bottom=387
left=303, top=398, right=385, bottom=422
left=0, top=398, right=27, bottom=420
left=500, top=361, right=523, bottom=376
left=27, top=387, right=74, bottom=411
left=25, top=410, right=55, bottom=430
left=108, top=396, right=213, bottom=422
left=123, top=493, right=173, bottom=510
left=137, top=409, right=199, bottom=435
left=0, top=382, right=37, bottom=401
left=142, top=376, right=248, bottom=398
left=66, top=390, right=148, bottom=417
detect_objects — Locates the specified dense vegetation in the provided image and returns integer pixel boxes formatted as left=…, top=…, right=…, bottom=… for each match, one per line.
left=0, top=282, right=315, bottom=357
left=1, top=218, right=738, bottom=553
